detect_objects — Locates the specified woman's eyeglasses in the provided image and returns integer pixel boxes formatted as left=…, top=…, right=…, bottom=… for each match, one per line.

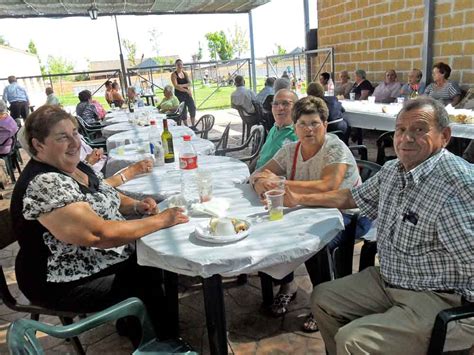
left=296, top=121, right=322, bottom=129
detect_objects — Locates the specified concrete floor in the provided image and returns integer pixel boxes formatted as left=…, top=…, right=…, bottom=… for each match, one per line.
left=0, top=108, right=372, bottom=354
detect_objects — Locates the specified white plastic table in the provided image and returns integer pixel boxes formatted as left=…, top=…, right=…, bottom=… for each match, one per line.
left=105, top=137, right=216, bottom=177
left=116, top=155, right=250, bottom=201
left=341, top=100, right=474, bottom=139
left=106, top=125, right=195, bottom=151
left=103, top=112, right=168, bottom=125
left=136, top=184, right=344, bottom=354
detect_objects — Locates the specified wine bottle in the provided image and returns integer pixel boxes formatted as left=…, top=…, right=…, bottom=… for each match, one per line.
left=161, top=119, right=175, bottom=163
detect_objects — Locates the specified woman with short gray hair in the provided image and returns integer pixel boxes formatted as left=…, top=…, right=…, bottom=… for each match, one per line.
left=157, top=85, right=180, bottom=114
left=0, top=99, right=19, bottom=155
left=350, top=69, right=373, bottom=100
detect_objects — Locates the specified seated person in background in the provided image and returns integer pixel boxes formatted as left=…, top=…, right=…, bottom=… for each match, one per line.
left=231, top=75, right=256, bottom=114
left=263, top=78, right=292, bottom=112
left=372, top=69, right=402, bottom=103
left=319, top=72, right=330, bottom=91
left=0, top=99, right=19, bottom=155
left=255, top=89, right=298, bottom=169
left=104, top=80, right=113, bottom=106
left=111, top=82, right=125, bottom=108
left=350, top=69, right=373, bottom=100
left=307, top=82, right=349, bottom=144
left=284, top=97, right=474, bottom=354
left=44, top=87, right=60, bottom=106
left=91, top=99, right=107, bottom=120
left=76, top=90, right=100, bottom=124
left=400, top=68, right=426, bottom=98
left=157, top=85, right=180, bottom=114
left=462, top=140, right=474, bottom=163
left=251, top=96, right=366, bottom=332
left=335, top=70, right=353, bottom=99
left=126, top=87, right=144, bottom=108
left=256, top=77, right=276, bottom=105
left=11, top=106, right=188, bottom=342
left=424, top=62, right=461, bottom=106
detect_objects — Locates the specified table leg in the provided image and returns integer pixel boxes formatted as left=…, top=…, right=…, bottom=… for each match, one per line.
left=202, top=274, right=227, bottom=355
left=145, top=96, right=151, bottom=106
left=259, top=272, right=274, bottom=308
left=151, top=97, right=155, bottom=107
left=163, top=270, right=179, bottom=338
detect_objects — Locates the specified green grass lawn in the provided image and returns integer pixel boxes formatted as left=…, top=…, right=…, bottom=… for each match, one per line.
left=57, top=78, right=267, bottom=110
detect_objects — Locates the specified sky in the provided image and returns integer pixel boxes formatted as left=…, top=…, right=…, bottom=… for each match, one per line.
left=0, top=0, right=318, bottom=71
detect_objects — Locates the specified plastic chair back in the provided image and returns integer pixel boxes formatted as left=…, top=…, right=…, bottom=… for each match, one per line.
left=214, top=122, right=231, bottom=154
left=193, top=114, right=215, bottom=139
left=356, top=160, right=382, bottom=182
left=376, top=131, right=396, bottom=165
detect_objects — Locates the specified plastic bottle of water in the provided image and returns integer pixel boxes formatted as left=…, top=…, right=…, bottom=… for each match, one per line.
left=149, top=120, right=164, bottom=166
left=328, top=78, right=335, bottom=96
left=179, top=135, right=199, bottom=206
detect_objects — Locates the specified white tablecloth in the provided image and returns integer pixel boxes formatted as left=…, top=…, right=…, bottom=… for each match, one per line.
left=106, top=125, right=195, bottom=151
left=137, top=184, right=344, bottom=279
left=105, top=137, right=216, bottom=177
left=342, top=100, right=474, bottom=139
left=117, top=155, right=250, bottom=201
left=104, top=106, right=157, bottom=120
left=103, top=112, right=168, bottom=125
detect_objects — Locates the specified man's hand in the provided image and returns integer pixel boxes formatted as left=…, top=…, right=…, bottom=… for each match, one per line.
left=158, top=207, right=189, bottom=228
left=137, top=197, right=157, bottom=215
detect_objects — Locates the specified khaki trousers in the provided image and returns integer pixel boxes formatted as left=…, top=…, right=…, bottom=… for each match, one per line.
left=311, top=267, right=474, bottom=355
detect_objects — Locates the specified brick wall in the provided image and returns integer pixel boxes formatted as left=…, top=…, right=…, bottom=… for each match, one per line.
left=315, top=0, right=473, bottom=87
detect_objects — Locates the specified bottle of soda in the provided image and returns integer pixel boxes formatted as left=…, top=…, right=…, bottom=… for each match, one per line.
left=161, top=119, right=175, bottom=163
left=179, top=135, right=199, bottom=205
left=149, top=120, right=164, bottom=166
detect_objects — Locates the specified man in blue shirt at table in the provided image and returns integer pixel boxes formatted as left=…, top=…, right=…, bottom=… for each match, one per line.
left=2, top=75, right=30, bottom=121
left=255, top=89, right=298, bottom=169
left=284, top=97, right=474, bottom=354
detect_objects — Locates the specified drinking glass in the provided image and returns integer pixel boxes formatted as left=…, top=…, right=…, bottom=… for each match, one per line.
left=368, top=96, right=376, bottom=104
left=167, top=194, right=188, bottom=215
left=265, top=190, right=285, bottom=221
left=116, top=139, right=126, bottom=156
left=349, top=92, right=355, bottom=100
left=197, top=170, right=213, bottom=203
left=268, top=176, right=286, bottom=190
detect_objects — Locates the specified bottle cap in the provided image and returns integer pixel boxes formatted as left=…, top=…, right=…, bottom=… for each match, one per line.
left=183, top=135, right=191, bottom=141
left=150, top=120, right=156, bottom=125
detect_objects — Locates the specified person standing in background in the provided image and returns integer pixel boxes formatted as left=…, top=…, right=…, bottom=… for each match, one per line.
left=171, top=59, right=196, bottom=127
left=2, top=76, right=30, bottom=121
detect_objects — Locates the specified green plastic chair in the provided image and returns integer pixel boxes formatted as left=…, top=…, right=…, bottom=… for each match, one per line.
left=7, top=297, right=197, bottom=355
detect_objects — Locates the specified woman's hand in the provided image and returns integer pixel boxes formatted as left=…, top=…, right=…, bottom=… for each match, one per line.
left=129, top=159, right=154, bottom=177
left=136, top=197, right=157, bottom=215
left=283, top=186, right=299, bottom=208
left=158, top=207, right=189, bottom=228
left=85, top=148, right=104, bottom=165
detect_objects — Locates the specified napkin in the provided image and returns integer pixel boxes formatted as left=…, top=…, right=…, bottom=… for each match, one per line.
left=191, top=198, right=230, bottom=217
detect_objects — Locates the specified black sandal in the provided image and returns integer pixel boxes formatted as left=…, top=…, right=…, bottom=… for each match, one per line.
left=270, top=292, right=297, bottom=317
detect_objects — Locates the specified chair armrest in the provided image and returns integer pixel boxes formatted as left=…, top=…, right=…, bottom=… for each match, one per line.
left=428, top=302, right=474, bottom=355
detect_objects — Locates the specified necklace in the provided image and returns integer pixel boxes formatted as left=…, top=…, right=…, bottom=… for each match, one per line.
left=69, top=169, right=89, bottom=187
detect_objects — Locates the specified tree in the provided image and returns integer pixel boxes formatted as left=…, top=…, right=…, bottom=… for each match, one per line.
left=148, top=27, right=162, bottom=56
left=205, top=31, right=234, bottom=61
left=46, top=55, right=75, bottom=76
left=192, top=42, right=203, bottom=62
left=122, top=39, right=137, bottom=67
left=229, top=24, right=248, bottom=58
left=0, top=35, right=9, bottom=46
left=271, top=44, right=287, bottom=65
left=27, top=39, right=46, bottom=75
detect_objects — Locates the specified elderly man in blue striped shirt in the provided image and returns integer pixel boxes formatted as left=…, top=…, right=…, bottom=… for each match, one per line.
left=284, top=96, right=473, bottom=354
left=2, top=75, right=30, bottom=120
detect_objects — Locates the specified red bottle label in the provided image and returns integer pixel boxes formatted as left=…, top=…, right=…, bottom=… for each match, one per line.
left=179, top=154, right=198, bottom=170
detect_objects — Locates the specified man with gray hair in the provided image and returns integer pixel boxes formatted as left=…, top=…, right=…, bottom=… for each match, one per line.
left=231, top=75, right=256, bottom=114
left=284, top=97, right=474, bottom=354
left=2, top=75, right=30, bottom=120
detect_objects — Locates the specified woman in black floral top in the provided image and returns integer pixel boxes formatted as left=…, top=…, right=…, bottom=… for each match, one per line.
left=10, top=105, right=188, bottom=341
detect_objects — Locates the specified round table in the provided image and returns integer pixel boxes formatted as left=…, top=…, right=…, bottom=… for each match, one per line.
left=103, top=112, right=167, bottom=126
left=105, top=137, right=216, bottom=177
left=116, top=155, right=250, bottom=201
left=106, top=125, right=195, bottom=151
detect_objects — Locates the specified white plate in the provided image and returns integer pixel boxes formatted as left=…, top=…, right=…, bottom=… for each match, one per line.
left=194, top=219, right=251, bottom=244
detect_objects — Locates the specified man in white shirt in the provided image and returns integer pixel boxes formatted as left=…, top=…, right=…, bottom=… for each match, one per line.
left=231, top=75, right=256, bottom=114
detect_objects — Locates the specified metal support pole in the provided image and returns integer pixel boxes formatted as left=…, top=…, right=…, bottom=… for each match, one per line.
left=422, top=0, right=435, bottom=86
left=248, top=11, right=257, bottom=92
left=303, top=0, right=311, bottom=83
left=114, top=15, right=128, bottom=95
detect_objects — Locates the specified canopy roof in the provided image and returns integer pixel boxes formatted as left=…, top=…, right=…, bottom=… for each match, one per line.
left=0, top=0, right=271, bottom=18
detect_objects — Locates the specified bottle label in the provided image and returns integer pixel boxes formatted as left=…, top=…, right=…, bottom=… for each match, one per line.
left=179, top=154, right=197, bottom=170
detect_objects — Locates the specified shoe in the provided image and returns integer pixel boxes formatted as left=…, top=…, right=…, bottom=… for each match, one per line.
left=302, top=313, right=319, bottom=333
left=270, top=291, right=297, bottom=317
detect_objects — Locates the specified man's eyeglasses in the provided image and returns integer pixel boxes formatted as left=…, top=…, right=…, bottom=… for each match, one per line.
left=296, top=121, right=322, bottom=129
left=271, top=100, right=293, bottom=108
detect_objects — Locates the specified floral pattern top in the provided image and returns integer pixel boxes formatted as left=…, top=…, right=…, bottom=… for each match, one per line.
left=22, top=168, right=133, bottom=283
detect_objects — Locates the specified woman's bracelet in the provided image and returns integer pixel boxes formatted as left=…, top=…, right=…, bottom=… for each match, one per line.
left=119, top=172, right=127, bottom=183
